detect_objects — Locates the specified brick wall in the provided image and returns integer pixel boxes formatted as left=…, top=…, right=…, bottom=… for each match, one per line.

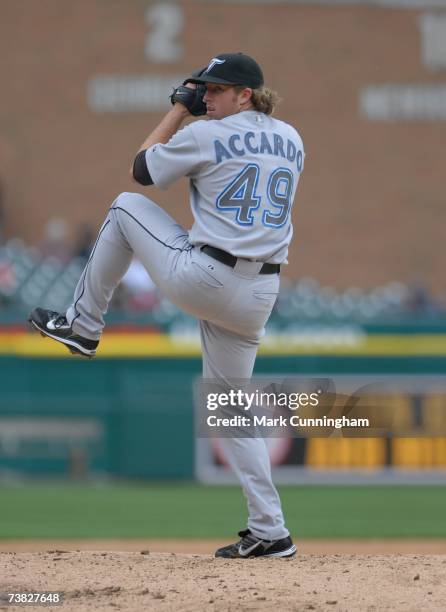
left=1, top=1, right=444, bottom=290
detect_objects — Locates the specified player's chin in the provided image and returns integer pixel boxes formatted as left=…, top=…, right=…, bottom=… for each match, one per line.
left=206, top=109, right=221, bottom=120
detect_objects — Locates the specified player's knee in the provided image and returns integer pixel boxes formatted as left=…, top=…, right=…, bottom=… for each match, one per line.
left=113, top=191, right=151, bottom=211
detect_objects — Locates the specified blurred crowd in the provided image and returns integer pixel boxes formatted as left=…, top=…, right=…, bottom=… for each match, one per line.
left=1, top=230, right=444, bottom=329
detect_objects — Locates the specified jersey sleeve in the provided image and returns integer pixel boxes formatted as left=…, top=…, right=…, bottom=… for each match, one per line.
left=145, top=124, right=204, bottom=190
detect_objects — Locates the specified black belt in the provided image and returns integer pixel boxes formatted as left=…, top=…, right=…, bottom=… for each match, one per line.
left=201, top=245, right=280, bottom=275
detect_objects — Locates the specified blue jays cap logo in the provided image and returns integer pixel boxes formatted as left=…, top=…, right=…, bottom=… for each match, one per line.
left=205, top=58, right=226, bottom=74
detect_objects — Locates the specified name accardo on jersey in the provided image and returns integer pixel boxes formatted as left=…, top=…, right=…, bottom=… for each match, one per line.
left=214, top=130, right=304, bottom=171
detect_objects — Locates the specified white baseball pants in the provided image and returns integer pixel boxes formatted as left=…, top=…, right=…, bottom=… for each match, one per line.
left=66, top=192, right=289, bottom=540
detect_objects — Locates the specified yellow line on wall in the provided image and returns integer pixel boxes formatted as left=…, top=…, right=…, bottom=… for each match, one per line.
left=2, top=332, right=446, bottom=357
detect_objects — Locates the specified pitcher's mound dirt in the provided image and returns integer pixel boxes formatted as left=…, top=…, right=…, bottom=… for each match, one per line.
left=1, top=548, right=445, bottom=611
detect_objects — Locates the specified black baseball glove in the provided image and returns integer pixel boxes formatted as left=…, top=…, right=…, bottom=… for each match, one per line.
left=170, top=68, right=207, bottom=116
left=170, top=82, right=207, bottom=116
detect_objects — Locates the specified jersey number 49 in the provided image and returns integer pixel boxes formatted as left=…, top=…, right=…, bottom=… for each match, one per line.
left=216, top=163, right=294, bottom=228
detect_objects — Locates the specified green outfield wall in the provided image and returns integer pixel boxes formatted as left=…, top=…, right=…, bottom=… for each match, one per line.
left=1, top=355, right=446, bottom=478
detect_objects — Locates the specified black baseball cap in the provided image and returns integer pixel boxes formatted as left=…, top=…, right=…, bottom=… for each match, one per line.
left=190, top=53, right=264, bottom=89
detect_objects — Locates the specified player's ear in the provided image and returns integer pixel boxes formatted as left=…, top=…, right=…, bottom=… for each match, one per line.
left=240, top=87, right=253, bottom=104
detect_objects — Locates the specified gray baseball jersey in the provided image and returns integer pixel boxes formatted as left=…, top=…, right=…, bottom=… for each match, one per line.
left=145, top=110, right=304, bottom=264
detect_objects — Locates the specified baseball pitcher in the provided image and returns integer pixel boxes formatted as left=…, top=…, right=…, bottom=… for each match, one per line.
left=29, top=52, right=304, bottom=559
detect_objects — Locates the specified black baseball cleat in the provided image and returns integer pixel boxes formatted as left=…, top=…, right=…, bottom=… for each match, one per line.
left=215, top=529, right=297, bottom=559
left=28, top=308, right=98, bottom=358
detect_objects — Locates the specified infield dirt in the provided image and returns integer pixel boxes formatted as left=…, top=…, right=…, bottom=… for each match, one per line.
left=1, top=542, right=446, bottom=611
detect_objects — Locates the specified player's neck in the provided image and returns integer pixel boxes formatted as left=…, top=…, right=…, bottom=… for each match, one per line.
left=238, top=102, right=255, bottom=113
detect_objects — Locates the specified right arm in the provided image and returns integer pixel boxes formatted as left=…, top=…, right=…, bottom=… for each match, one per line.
left=130, top=104, right=190, bottom=185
